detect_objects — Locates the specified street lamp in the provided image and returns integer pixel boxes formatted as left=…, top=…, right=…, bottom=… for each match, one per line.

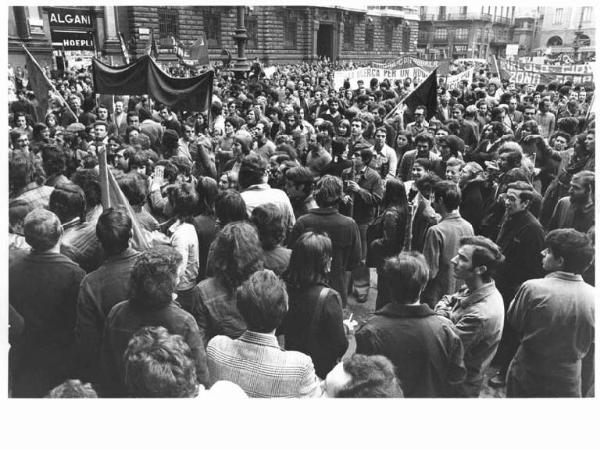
left=231, top=6, right=250, bottom=79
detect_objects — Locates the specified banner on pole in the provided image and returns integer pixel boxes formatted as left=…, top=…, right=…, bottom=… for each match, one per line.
left=500, top=59, right=594, bottom=85
left=333, top=66, right=430, bottom=90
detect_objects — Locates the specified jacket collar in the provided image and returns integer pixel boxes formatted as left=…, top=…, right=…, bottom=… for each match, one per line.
left=239, top=330, right=280, bottom=348
left=374, top=302, right=436, bottom=318
left=545, top=271, right=584, bottom=282
left=458, top=282, right=499, bottom=308
left=311, top=206, right=338, bottom=215
left=243, top=183, right=270, bottom=192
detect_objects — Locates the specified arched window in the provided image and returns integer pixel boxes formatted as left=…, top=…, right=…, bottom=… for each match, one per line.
left=547, top=36, right=563, bottom=46
left=578, top=34, right=591, bottom=46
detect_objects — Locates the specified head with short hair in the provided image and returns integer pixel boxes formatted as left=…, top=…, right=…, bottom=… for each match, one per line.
left=251, top=203, right=286, bottom=251
left=23, top=208, right=63, bottom=251
left=433, top=180, right=462, bottom=211
left=330, top=354, right=403, bottom=398
left=454, top=236, right=505, bottom=283
left=70, top=169, right=102, bottom=210
left=238, top=153, right=269, bottom=189
left=129, top=246, right=183, bottom=310
left=208, top=221, right=264, bottom=289
left=96, top=207, right=132, bottom=256
left=49, top=182, right=86, bottom=224
left=116, top=172, right=148, bottom=207
left=414, top=132, right=435, bottom=150
left=9, top=153, right=35, bottom=192
left=286, top=231, right=332, bottom=288
left=544, top=229, right=594, bottom=274
left=215, top=190, right=248, bottom=226
left=498, top=143, right=523, bottom=171
left=314, top=175, right=343, bottom=207
left=236, top=269, right=288, bottom=332
left=414, top=173, right=440, bottom=195
left=285, top=166, right=314, bottom=199
left=46, top=380, right=98, bottom=398
left=381, top=252, right=429, bottom=304
left=171, top=182, right=198, bottom=223
left=124, top=326, right=198, bottom=398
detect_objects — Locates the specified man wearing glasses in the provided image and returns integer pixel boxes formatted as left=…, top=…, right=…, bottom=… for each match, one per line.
left=406, top=105, right=429, bottom=137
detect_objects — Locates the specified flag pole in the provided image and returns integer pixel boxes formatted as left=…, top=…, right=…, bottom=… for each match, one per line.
left=385, top=67, right=437, bottom=120
left=21, top=43, right=78, bottom=120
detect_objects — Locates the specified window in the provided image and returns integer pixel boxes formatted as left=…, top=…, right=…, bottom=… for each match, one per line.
left=343, top=22, right=354, bottom=51
left=158, top=7, right=178, bottom=40
left=455, top=28, right=468, bottom=41
left=283, top=11, right=297, bottom=49
left=460, top=6, right=468, bottom=16
left=582, top=7, right=592, bottom=22
left=365, top=23, right=374, bottom=51
left=554, top=8, right=564, bottom=25
left=402, top=25, right=411, bottom=53
left=475, top=29, right=482, bottom=42
left=438, top=7, right=446, bottom=20
left=434, top=27, right=447, bottom=40
left=246, top=15, right=258, bottom=49
left=384, top=22, right=394, bottom=47
left=204, top=12, right=221, bottom=48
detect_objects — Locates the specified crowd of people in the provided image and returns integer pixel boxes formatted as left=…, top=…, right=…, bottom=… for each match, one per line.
left=7, top=56, right=595, bottom=398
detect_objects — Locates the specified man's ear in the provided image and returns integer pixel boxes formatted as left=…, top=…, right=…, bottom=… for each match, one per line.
left=474, top=265, right=487, bottom=276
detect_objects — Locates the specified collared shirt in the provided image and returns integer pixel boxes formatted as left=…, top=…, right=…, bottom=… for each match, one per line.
left=435, top=282, right=504, bottom=396
left=371, top=143, right=398, bottom=179
left=11, top=182, right=54, bottom=213
left=507, top=271, right=595, bottom=397
left=207, top=330, right=322, bottom=398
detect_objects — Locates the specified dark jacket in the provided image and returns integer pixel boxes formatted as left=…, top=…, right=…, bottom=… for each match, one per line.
left=279, top=283, right=348, bottom=379
left=101, top=300, right=209, bottom=397
left=460, top=178, right=486, bottom=234
left=75, top=248, right=140, bottom=382
left=289, top=207, right=361, bottom=306
left=495, top=209, right=545, bottom=303
left=341, top=165, right=384, bottom=225
left=356, top=302, right=466, bottom=397
left=9, top=251, right=86, bottom=397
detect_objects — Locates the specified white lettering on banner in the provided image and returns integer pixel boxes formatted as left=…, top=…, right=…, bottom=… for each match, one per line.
left=62, top=39, right=94, bottom=47
left=446, top=68, right=474, bottom=89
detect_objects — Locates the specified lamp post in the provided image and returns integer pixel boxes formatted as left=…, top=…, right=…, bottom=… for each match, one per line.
left=231, top=6, right=250, bottom=79
left=572, top=7, right=585, bottom=63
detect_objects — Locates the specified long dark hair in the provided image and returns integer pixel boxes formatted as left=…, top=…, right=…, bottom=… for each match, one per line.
left=285, top=231, right=332, bottom=288
left=382, top=178, right=409, bottom=210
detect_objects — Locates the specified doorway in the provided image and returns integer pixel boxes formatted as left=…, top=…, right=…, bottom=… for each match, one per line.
left=317, top=23, right=334, bottom=61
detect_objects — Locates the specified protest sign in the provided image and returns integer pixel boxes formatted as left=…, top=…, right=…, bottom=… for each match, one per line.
left=333, top=66, right=429, bottom=89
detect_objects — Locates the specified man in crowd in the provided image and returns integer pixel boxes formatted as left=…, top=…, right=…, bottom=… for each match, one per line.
left=435, top=236, right=505, bottom=397
left=507, top=229, right=594, bottom=397
left=355, top=252, right=466, bottom=397
left=548, top=170, right=594, bottom=233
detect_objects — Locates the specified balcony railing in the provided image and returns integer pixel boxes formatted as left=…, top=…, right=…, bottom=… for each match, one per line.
left=420, top=12, right=493, bottom=22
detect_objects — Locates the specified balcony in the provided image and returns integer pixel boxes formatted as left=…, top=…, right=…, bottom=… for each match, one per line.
left=492, top=16, right=511, bottom=26
left=420, top=12, right=492, bottom=22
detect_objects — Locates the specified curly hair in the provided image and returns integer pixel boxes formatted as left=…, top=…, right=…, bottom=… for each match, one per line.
left=46, top=379, right=98, bottom=398
left=70, top=168, right=101, bottom=210
left=124, top=326, right=198, bottom=398
left=336, top=354, right=403, bottom=398
left=129, top=245, right=183, bottom=310
left=208, top=221, right=264, bottom=289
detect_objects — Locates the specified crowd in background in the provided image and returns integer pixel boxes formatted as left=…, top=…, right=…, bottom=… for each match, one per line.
left=7, top=55, right=595, bottom=398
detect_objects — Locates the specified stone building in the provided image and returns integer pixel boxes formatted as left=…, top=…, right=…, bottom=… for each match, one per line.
left=535, top=6, right=595, bottom=61
left=8, top=5, right=419, bottom=69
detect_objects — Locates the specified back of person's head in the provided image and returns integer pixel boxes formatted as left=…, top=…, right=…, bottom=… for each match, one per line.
left=415, top=173, right=441, bottom=196
left=238, top=153, right=268, bottom=190
left=46, top=380, right=98, bottom=398
left=382, top=177, right=408, bottom=209
left=172, top=182, right=198, bottom=222
left=124, top=326, right=198, bottom=398
left=381, top=251, right=429, bottom=303
left=251, top=203, right=286, bottom=251
left=42, top=144, right=66, bottom=177
left=129, top=245, right=182, bottom=310
left=433, top=180, right=461, bottom=211
left=96, top=207, right=132, bottom=256
left=23, top=208, right=63, bottom=251
left=196, top=176, right=219, bottom=216
left=9, top=153, right=35, bottom=192
left=236, top=269, right=288, bottom=332
left=285, top=165, right=314, bottom=196
left=71, top=169, right=102, bottom=210
left=116, top=171, right=148, bottom=207
left=459, top=236, right=505, bottom=282
left=208, top=221, right=264, bottom=289
left=358, top=147, right=374, bottom=165
left=49, top=182, right=86, bottom=224
left=314, top=174, right=343, bottom=207
left=545, top=228, right=594, bottom=274
left=334, top=355, right=403, bottom=398
left=286, top=231, right=332, bottom=288
left=215, top=189, right=248, bottom=226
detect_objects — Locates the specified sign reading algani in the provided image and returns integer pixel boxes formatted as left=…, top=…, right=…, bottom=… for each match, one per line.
left=47, top=7, right=94, bottom=29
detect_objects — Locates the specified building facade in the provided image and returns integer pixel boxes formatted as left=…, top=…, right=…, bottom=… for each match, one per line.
left=417, top=6, right=515, bottom=59
left=536, top=6, right=595, bottom=60
left=8, top=5, right=420, bottom=69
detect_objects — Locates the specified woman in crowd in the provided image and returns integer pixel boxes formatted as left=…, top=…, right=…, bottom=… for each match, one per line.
left=251, top=203, right=291, bottom=276
left=280, top=231, right=347, bottom=379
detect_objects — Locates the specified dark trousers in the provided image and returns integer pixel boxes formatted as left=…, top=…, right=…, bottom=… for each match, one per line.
left=352, top=223, right=370, bottom=299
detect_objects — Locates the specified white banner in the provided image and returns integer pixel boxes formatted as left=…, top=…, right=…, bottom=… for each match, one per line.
left=445, top=68, right=474, bottom=90
left=333, top=66, right=429, bottom=90
left=263, top=66, right=277, bottom=79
